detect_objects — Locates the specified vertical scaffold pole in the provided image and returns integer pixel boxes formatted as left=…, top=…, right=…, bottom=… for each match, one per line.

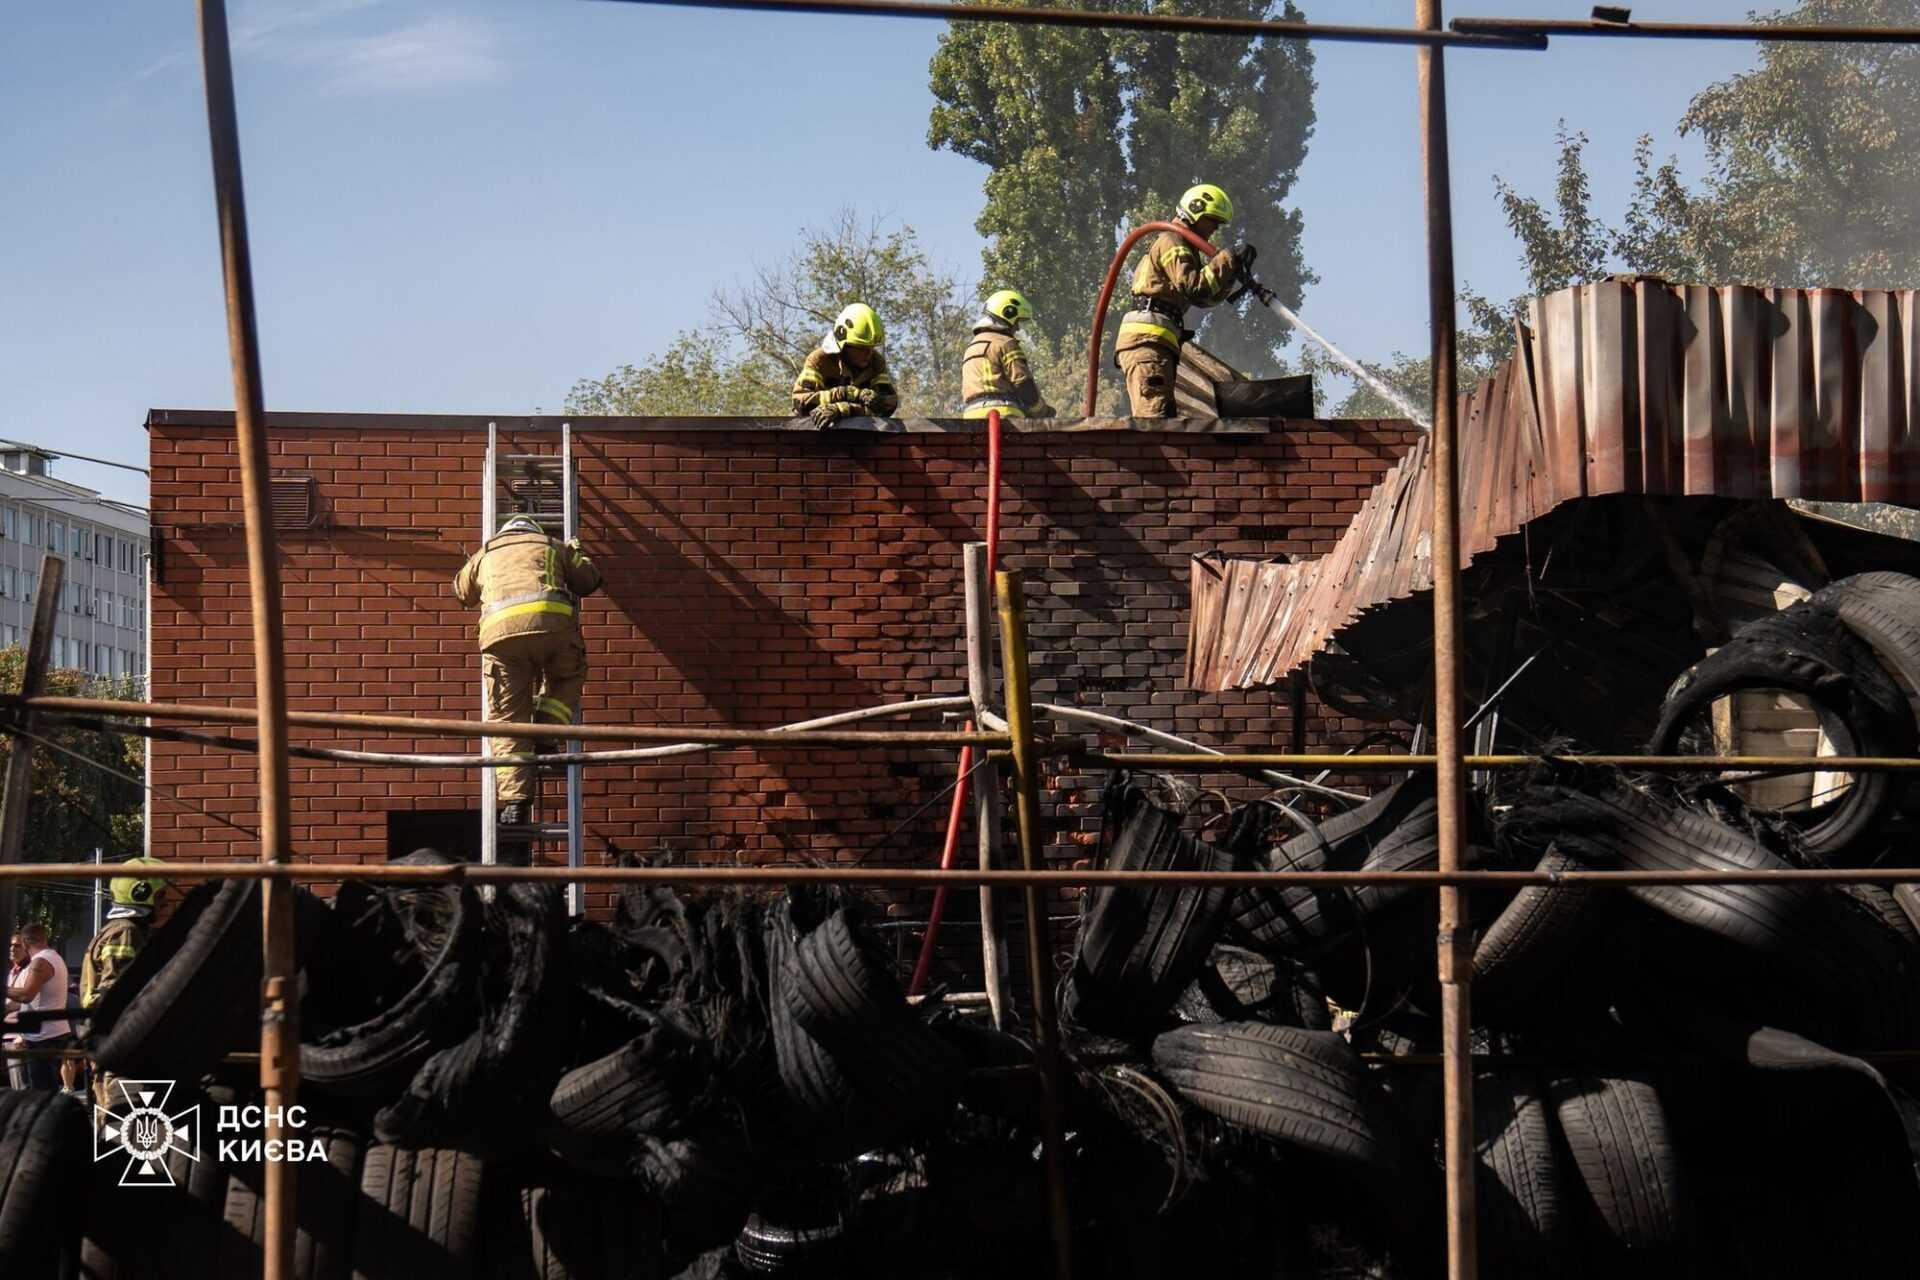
left=194, top=2, right=300, bottom=1277
left=995, top=568, right=1075, bottom=1280
left=0, top=556, right=65, bottom=936
left=1416, top=1, right=1477, bottom=1277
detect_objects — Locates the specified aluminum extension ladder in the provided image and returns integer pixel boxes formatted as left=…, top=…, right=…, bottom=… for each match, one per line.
left=479, top=421, right=584, bottom=916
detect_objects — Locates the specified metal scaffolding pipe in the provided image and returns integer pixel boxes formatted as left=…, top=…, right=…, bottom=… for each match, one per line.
left=595, top=0, right=1549, bottom=48
left=8, top=695, right=1004, bottom=748
left=1416, top=1, right=1476, bottom=1274
left=12, top=860, right=1920, bottom=889
left=194, top=2, right=299, bottom=1274
left=1453, top=15, right=1920, bottom=43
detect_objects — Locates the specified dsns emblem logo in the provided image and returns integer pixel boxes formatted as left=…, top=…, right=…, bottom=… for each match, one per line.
left=94, top=1080, right=199, bottom=1187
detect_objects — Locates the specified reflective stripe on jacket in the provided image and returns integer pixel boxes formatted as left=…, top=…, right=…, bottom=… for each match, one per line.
left=791, top=347, right=901, bottom=417
left=960, top=322, right=1044, bottom=415
left=453, top=530, right=603, bottom=649
left=1114, top=229, right=1237, bottom=356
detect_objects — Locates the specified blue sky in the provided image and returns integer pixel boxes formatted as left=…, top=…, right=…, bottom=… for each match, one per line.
left=3, top=1, right=1769, bottom=507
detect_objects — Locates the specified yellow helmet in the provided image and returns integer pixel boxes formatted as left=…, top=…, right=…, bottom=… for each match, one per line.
left=827, top=303, right=884, bottom=353
left=1177, top=183, right=1234, bottom=226
left=984, top=289, right=1035, bottom=329
left=110, top=856, right=168, bottom=908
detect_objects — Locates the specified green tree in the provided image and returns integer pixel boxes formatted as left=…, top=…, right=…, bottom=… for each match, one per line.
left=928, top=0, right=1318, bottom=378
left=567, top=212, right=974, bottom=415
left=0, top=654, right=144, bottom=947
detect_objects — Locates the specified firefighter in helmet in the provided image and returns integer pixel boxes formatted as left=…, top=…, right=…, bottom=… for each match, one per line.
left=83, top=856, right=167, bottom=1106
left=960, top=288, right=1056, bottom=419
left=792, top=303, right=901, bottom=427
left=1115, top=183, right=1257, bottom=417
left=453, top=513, right=603, bottom=831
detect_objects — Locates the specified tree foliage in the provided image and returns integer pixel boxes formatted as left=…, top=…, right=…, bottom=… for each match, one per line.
left=927, top=0, right=1318, bottom=377
left=0, top=652, right=143, bottom=945
left=1342, top=4, right=1920, bottom=423
left=568, top=213, right=974, bottom=416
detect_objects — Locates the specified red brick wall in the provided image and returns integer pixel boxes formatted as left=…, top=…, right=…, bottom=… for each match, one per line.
left=147, top=416, right=1417, bottom=930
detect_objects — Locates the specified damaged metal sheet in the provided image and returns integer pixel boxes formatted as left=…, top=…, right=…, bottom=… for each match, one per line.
left=1191, top=280, right=1920, bottom=691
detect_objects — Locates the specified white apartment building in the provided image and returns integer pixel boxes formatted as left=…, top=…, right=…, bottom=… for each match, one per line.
left=0, top=443, right=148, bottom=684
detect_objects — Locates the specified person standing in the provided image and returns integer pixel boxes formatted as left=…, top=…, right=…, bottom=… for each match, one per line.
left=1115, top=183, right=1257, bottom=417
left=82, top=858, right=166, bottom=1106
left=960, top=289, right=1056, bottom=420
left=4, top=924, right=71, bottom=1091
left=453, top=513, right=604, bottom=831
left=792, top=303, right=900, bottom=426
left=2, top=934, right=24, bottom=1090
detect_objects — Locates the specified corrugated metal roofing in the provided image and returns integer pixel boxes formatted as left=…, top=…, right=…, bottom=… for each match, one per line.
left=1189, top=278, right=1920, bottom=692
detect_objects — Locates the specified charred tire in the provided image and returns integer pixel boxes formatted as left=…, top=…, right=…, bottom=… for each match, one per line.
left=0, top=1090, right=87, bottom=1274
left=350, top=1146, right=485, bottom=1280
left=218, top=1128, right=363, bottom=1280
left=1471, top=846, right=1601, bottom=1017
left=1650, top=601, right=1915, bottom=861
left=1229, top=776, right=1434, bottom=954
left=485, top=1177, right=664, bottom=1280
left=784, top=913, right=965, bottom=1137
left=785, top=910, right=901, bottom=1032
left=90, top=879, right=267, bottom=1078
left=1548, top=1075, right=1684, bottom=1257
left=304, top=851, right=480, bottom=1097
left=79, top=1089, right=232, bottom=1279
left=375, top=883, right=566, bottom=1147
left=1150, top=1022, right=1387, bottom=1170
left=1474, top=1074, right=1564, bottom=1271
left=548, top=1013, right=702, bottom=1145
left=1068, top=780, right=1242, bottom=1034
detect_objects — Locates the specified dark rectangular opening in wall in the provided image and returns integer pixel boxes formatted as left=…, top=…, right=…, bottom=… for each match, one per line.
left=387, top=809, right=481, bottom=861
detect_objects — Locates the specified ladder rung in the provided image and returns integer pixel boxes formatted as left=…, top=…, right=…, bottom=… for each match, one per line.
left=499, top=822, right=569, bottom=840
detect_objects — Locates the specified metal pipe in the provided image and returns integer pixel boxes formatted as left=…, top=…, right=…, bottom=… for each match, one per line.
left=1452, top=15, right=1920, bottom=42
left=1036, top=702, right=1364, bottom=803
left=912, top=410, right=1003, bottom=995
left=1079, top=752, right=1920, bottom=772
left=596, top=0, right=1549, bottom=47
left=1415, top=1, right=1476, bottom=1274
left=46, top=696, right=975, bottom=767
left=14, top=859, right=1920, bottom=888
left=193, top=3, right=298, bottom=1276
left=0, top=556, right=64, bottom=936
left=996, top=568, right=1076, bottom=1280
left=9, top=696, right=1005, bottom=748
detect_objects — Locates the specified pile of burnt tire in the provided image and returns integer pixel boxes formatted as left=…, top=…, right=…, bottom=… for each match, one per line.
left=18, top=848, right=1053, bottom=1278
left=1056, top=572, right=1920, bottom=1278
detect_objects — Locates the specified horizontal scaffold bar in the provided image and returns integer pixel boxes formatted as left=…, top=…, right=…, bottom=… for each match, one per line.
left=1079, top=751, right=1920, bottom=773
left=9, top=861, right=1920, bottom=889
left=595, top=0, right=1549, bottom=48
left=7, top=695, right=1007, bottom=749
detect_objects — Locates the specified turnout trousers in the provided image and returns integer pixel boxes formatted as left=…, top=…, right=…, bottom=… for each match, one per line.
left=1118, top=345, right=1178, bottom=418
left=482, top=629, right=588, bottom=803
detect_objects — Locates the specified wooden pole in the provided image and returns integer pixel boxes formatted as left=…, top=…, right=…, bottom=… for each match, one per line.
left=195, top=3, right=299, bottom=1276
left=965, top=543, right=1013, bottom=1029
left=0, top=557, right=66, bottom=936
left=1416, top=1, right=1477, bottom=1277
left=995, top=568, right=1075, bottom=1280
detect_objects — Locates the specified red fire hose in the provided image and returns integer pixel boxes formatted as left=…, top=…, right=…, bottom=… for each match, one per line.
left=909, top=409, right=1002, bottom=997
left=1083, top=220, right=1225, bottom=416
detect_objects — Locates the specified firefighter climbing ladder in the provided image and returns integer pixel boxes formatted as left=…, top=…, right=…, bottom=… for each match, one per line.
left=479, top=421, right=584, bottom=915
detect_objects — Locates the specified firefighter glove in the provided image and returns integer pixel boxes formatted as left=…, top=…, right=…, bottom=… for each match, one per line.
left=1231, top=243, right=1259, bottom=273
left=811, top=403, right=847, bottom=428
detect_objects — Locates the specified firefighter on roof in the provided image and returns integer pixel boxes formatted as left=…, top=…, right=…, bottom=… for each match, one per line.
left=1115, top=183, right=1257, bottom=417
left=960, top=288, right=1055, bottom=419
left=453, top=513, right=603, bottom=829
left=792, top=303, right=900, bottom=427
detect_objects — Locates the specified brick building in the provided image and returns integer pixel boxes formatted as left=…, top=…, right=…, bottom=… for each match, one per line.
left=145, top=412, right=1417, bottom=921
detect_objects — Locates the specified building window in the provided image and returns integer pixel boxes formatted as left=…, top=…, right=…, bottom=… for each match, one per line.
left=92, top=588, right=102, bottom=618
left=1, top=568, right=14, bottom=599
left=24, top=513, right=39, bottom=547
left=47, top=522, right=61, bottom=553
left=23, top=570, right=34, bottom=602
left=0, top=508, right=12, bottom=539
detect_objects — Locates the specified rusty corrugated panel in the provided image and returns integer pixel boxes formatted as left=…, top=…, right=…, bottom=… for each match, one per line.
left=1190, top=280, right=1920, bottom=692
